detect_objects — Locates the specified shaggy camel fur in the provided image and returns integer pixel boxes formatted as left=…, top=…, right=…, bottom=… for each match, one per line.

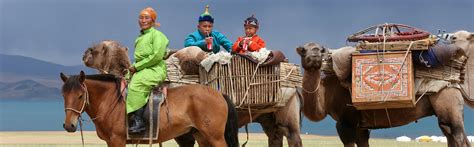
left=83, top=40, right=131, bottom=76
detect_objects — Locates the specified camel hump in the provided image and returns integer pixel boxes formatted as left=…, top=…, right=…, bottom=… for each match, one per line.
left=330, top=46, right=356, bottom=81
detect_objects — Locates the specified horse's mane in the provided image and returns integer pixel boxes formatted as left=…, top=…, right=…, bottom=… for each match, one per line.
left=62, top=74, right=122, bottom=100
left=85, top=74, right=120, bottom=82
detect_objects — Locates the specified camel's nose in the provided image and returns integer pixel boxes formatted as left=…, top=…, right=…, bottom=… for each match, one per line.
left=306, top=55, right=321, bottom=62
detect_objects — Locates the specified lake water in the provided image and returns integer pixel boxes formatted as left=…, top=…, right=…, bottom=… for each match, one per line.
left=0, top=100, right=472, bottom=138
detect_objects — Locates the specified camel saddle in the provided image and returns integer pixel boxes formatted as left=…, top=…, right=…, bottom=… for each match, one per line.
left=239, top=50, right=287, bottom=66
left=126, top=82, right=169, bottom=141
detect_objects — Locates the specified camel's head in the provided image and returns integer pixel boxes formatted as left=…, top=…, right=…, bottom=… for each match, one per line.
left=450, top=30, right=474, bottom=56
left=296, top=42, right=327, bottom=71
left=83, top=40, right=113, bottom=69
left=82, top=40, right=130, bottom=75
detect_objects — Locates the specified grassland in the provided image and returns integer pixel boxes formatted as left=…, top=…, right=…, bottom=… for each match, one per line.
left=0, top=131, right=455, bottom=147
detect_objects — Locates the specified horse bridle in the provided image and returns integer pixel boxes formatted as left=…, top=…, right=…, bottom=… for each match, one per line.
left=64, top=84, right=90, bottom=115
left=63, top=83, right=90, bottom=147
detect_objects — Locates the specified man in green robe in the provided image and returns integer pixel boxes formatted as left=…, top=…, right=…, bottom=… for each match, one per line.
left=127, top=7, right=168, bottom=134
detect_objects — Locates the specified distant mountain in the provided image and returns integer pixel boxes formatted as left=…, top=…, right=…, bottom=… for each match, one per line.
left=0, top=79, right=61, bottom=101
left=0, top=54, right=95, bottom=88
left=0, top=54, right=94, bottom=78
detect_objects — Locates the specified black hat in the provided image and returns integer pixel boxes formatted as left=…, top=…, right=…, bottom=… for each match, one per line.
left=244, top=14, right=258, bottom=27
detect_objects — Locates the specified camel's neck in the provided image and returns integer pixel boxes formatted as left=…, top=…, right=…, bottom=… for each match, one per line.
left=301, top=69, right=327, bottom=121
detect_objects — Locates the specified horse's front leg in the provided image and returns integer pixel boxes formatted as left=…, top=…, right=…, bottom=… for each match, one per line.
left=175, top=132, right=196, bottom=147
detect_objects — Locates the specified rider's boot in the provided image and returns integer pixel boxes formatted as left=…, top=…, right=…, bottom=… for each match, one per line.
left=128, top=107, right=146, bottom=134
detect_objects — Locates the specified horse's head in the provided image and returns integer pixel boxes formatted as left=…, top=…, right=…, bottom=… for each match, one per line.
left=83, top=40, right=131, bottom=76
left=60, top=71, right=88, bottom=133
left=296, top=42, right=328, bottom=71
left=450, top=30, right=474, bottom=56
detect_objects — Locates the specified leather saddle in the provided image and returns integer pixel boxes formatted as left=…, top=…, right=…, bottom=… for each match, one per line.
left=126, top=82, right=169, bottom=141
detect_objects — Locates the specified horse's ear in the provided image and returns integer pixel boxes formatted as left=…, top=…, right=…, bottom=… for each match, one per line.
left=60, top=72, right=68, bottom=83
left=79, top=71, right=85, bottom=83
left=296, top=46, right=306, bottom=56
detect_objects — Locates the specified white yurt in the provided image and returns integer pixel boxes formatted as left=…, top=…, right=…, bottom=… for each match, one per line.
left=416, top=136, right=433, bottom=142
left=396, top=136, right=411, bottom=142
left=468, top=136, right=474, bottom=143
left=430, top=136, right=441, bottom=142
left=439, top=136, right=448, bottom=143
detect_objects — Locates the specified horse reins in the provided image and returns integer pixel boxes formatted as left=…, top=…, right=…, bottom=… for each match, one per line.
left=65, top=84, right=90, bottom=115
left=63, top=80, right=125, bottom=147
left=64, top=83, right=89, bottom=147
left=89, top=79, right=127, bottom=121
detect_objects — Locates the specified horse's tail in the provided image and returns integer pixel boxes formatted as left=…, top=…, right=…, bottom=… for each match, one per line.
left=223, top=94, right=239, bottom=147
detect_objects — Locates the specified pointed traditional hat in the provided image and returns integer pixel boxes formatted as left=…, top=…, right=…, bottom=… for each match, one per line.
left=198, top=5, right=214, bottom=23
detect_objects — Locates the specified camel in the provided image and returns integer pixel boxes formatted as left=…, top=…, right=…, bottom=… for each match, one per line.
left=296, top=41, right=473, bottom=147
left=83, top=40, right=131, bottom=76
left=451, top=30, right=474, bottom=56
left=82, top=41, right=302, bottom=147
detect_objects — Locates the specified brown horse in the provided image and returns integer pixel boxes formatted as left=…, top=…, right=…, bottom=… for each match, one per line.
left=82, top=40, right=303, bottom=147
left=296, top=42, right=473, bottom=147
left=60, top=71, right=238, bottom=147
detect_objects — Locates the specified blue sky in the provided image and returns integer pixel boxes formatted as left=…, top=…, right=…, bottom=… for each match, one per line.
left=1, top=0, right=473, bottom=65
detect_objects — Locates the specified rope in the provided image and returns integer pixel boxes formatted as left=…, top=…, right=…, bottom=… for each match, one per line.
left=89, top=80, right=126, bottom=121
left=64, top=84, right=89, bottom=147
left=300, top=78, right=321, bottom=94
left=415, top=89, right=428, bottom=105
left=380, top=41, right=413, bottom=103
left=384, top=108, right=393, bottom=128
left=238, top=62, right=262, bottom=107
left=79, top=116, right=85, bottom=147
left=377, top=25, right=388, bottom=102
left=458, top=84, right=474, bottom=101
left=247, top=66, right=297, bottom=86
left=237, top=62, right=263, bottom=146
left=149, top=92, right=154, bottom=146
left=242, top=125, right=249, bottom=147
left=64, top=81, right=128, bottom=145
left=64, top=84, right=89, bottom=115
